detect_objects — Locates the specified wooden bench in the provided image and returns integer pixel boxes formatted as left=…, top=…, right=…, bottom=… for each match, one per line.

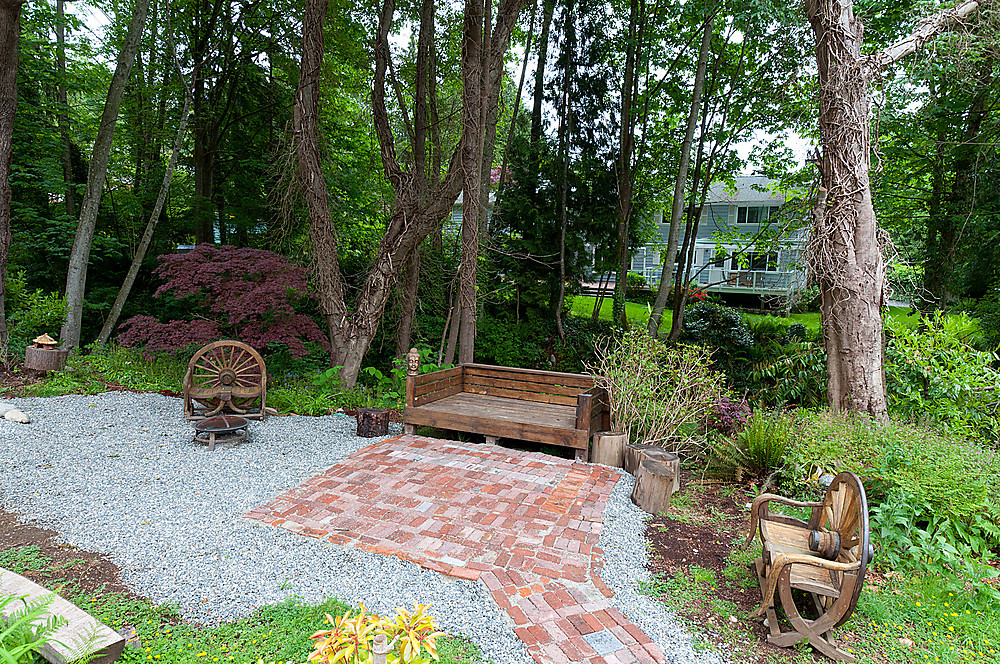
left=402, top=350, right=609, bottom=461
left=743, top=471, right=873, bottom=662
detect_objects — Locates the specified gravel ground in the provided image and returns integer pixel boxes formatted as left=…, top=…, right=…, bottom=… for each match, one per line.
left=0, top=392, right=721, bottom=664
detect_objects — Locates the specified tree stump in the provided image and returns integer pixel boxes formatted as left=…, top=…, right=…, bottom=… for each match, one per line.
left=631, top=458, right=677, bottom=514
left=592, top=431, right=627, bottom=467
left=24, top=346, right=69, bottom=372
left=623, top=443, right=659, bottom=474
left=624, top=443, right=680, bottom=494
left=356, top=408, right=389, bottom=437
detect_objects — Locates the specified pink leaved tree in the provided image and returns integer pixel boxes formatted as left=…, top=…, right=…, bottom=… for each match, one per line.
left=118, top=244, right=328, bottom=357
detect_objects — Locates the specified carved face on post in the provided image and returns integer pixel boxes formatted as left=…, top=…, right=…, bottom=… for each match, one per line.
left=406, top=348, right=420, bottom=374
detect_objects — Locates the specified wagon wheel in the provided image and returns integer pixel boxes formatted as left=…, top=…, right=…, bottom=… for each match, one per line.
left=184, top=341, right=267, bottom=420
left=815, top=471, right=871, bottom=628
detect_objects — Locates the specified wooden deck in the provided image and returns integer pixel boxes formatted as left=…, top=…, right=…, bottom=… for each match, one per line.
left=403, top=362, right=609, bottom=459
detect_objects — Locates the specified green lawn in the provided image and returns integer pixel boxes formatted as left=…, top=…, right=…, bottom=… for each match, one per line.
left=568, top=296, right=673, bottom=334
left=571, top=295, right=921, bottom=335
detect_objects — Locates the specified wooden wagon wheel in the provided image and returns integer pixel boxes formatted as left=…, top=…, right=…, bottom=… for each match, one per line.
left=815, top=471, right=871, bottom=628
left=183, top=341, right=267, bottom=421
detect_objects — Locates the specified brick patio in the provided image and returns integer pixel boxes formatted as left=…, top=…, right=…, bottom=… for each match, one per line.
left=245, top=434, right=664, bottom=664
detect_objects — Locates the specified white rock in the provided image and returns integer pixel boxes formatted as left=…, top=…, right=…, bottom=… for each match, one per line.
left=4, top=409, right=29, bottom=423
left=0, top=402, right=15, bottom=416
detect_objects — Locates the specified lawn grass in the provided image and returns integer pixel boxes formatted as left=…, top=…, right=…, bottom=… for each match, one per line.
left=0, top=545, right=483, bottom=664
left=568, top=295, right=672, bottom=333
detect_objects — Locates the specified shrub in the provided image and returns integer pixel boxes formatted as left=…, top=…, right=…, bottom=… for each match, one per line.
left=308, top=603, right=444, bottom=664
left=118, top=245, right=328, bottom=358
left=0, top=593, right=68, bottom=664
left=885, top=311, right=1000, bottom=442
left=707, top=411, right=795, bottom=484
left=705, top=395, right=752, bottom=436
left=3, top=271, right=68, bottom=355
left=590, top=328, right=727, bottom=452
left=749, top=340, right=827, bottom=408
left=625, top=271, right=650, bottom=302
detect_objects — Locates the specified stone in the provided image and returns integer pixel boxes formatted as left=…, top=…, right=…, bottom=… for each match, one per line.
left=4, top=409, right=29, bottom=424
left=583, top=630, right=624, bottom=656
left=0, top=402, right=15, bottom=416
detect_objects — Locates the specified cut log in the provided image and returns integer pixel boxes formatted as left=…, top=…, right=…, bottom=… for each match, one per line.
left=356, top=408, right=390, bottom=437
left=24, top=346, right=69, bottom=372
left=592, top=431, right=626, bottom=467
left=623, top=442, right=659, bottom=474
left=631, top=458, right=676, bottom=514
left=624, top=443, right=680, bottom=493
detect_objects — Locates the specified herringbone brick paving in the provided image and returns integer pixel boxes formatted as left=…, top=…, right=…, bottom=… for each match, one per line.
left=245, top=434, right=664, bottom=664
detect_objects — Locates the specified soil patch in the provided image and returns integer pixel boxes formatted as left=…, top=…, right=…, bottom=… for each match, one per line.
left=0, top=507, right=142, bottom=600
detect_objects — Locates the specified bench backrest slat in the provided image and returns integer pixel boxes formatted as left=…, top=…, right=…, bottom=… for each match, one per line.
left=463, top=373, right=585, bottom=398
left=463, top=364, right=594, bottom=390
left=463, top=383, right=580, bottom=407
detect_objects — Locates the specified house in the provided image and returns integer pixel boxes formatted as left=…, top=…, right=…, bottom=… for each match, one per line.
left=629, top=175, right=806, bottom=295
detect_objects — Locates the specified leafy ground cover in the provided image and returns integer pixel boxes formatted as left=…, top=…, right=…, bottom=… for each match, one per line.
left=642, top=476, right=1000, bottom=664
left=0, top=509, right=483, bottom=664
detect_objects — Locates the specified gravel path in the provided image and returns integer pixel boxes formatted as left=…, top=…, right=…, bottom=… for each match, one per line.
left=0, top=392, right=721, bottom=664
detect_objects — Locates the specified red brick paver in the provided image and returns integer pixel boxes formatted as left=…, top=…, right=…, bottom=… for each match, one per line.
left=245, top=435, right=664, bottom=664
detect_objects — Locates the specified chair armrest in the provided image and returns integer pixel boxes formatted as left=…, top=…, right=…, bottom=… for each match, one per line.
left=576, top=386, right=609, bottom=433
left=750, top=553, right=861, bottom=619
left=743, top=494, right=823, bottom=548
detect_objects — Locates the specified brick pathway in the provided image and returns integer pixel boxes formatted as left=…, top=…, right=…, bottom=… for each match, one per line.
left=245, top=435, right=664, bottom=664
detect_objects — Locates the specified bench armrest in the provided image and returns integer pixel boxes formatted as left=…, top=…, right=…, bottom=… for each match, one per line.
left=576, top=386, right=609, bottom=433
left=743, top=494, right=823, bottom=548
left=750, top=553, right=861, bottom=620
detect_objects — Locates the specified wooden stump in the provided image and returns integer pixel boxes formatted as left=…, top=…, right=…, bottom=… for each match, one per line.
left=624, top=443, right=680, bottom=493
left=24, top=346, right=69, bottom=372
left=631, top=458, right=677, bottom=514
left=356, top=408, right=389, bottom=437
left=623, top=443, right=659, bottom=475
left=592, top=431, right=627, bottom=467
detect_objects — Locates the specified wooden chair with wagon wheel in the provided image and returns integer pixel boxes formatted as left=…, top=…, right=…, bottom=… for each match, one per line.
left=183, top=340, right=268, bottom=421
left=744, top=471, right=874, bottom=662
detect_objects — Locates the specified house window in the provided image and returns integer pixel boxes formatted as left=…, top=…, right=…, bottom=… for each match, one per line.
left=736, top=206, right=775, bottom=224
left=731, top=251, right=778, bottom=271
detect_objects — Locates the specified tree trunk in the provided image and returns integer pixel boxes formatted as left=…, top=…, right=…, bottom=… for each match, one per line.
left=60, top=0, right=151, bottom=350
left=554, top=0, right=573, bottom=340
left=529, top=0, right=555, bottom=145
left=647, top=14, right=712, bottom=337
left=394, top=247, right=420, bottom=359
left=612, top=0, right=642, bottom=328
left=457, top=0, right=487, bottom=365
left=0, top=0, right=22, bottom=361
left=98, top=61, right=194, bottom=346
left=57, top=0, right=74, bottom=218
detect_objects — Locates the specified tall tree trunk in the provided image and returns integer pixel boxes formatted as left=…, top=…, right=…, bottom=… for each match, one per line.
left=60, top=0, right=151, bottom=350
left=98, top=60, right=194, bottom=345
left=394, top=247, right=420, bottom=358
left=0, top=0, right=23, bottom=361
left=554, top=0, right=574, bottom=341
left=457, top=0, right=487, bottom=364
left=612, top=0, right=642, bottom=328
left=530, top=0, right=555, bottom=145
left=57, top=0, right=74, bottom=218
left=647, top=13, right=712, bottom=337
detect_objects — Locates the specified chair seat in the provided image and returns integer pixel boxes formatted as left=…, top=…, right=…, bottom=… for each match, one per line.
left=760, top=520, right=841, bottom=597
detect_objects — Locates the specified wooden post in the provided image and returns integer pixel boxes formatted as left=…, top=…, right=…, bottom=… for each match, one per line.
left=631, top=458, right=676, bottom=514
left=24, top=346, right=69, bottom=372
left=356, top=408, right=389, bottom=437
left=623, top=442, right=658, bottom=474
left=624, top=443, right=680, bottom=493
left=372, top=633, right=390, bottom=664
left=592, top=431, right=626, bottom=467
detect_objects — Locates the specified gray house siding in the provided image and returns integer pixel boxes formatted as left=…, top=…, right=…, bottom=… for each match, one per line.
left=629, top=176, right=805, bottom=294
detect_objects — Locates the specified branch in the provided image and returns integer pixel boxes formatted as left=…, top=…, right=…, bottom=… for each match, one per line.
left=868, top=0, right=986, bottom=72
left=372, top=0, right=406, bottom=189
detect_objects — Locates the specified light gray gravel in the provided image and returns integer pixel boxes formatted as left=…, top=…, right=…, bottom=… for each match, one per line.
left=0, top=392, right=722, bottom=664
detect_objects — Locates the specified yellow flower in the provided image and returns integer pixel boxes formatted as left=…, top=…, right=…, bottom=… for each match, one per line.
left=197, top=653, right=207, bottom=657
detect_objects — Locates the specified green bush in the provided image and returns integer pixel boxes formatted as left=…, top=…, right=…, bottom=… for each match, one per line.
left=885, top=311, right=1000, bottom=443
left=3, top=271, right=68, bottom=353
left=707, top=411, right=796, bottom=484
left=80, top=344, right=186, bottom=394
left=785, top=411, right=1000, bottom=583
left=591, top=328, right=727, bottom=452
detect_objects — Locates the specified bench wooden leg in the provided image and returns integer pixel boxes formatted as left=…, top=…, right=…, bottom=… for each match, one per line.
left=484, top=435, right=499, bottom=445
left=404, top=424, right=415, bottom=435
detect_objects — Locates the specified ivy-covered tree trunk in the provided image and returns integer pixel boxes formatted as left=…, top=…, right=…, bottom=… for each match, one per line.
left=806, top=0, right=984, bottom=417
left=0, top=0, right=23, bottom=361
left=60, top=0, right=151, bottom=350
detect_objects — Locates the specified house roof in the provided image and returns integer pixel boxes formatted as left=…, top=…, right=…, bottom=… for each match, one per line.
left=706, top=176, right=785, bottom=205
